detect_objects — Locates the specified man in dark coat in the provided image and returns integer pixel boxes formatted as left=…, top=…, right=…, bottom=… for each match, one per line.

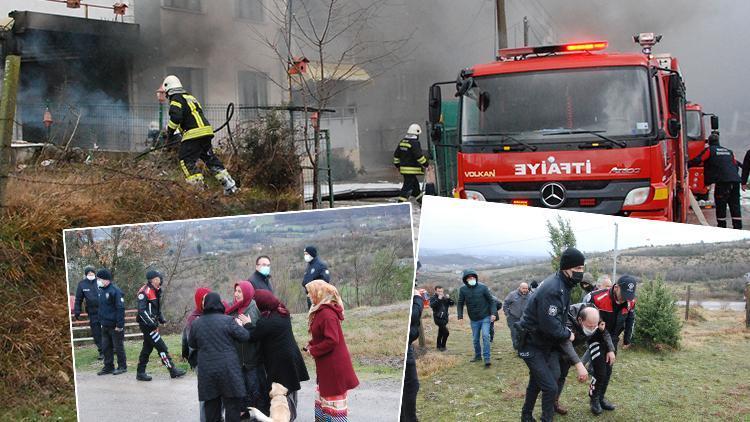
left=688, top=131, right=743, bottom=229
left=503, top=282, right=530, bottom=350
left=456, top=269, right=496, bottom=367
left=400, top=288, right=423, bottom=422
left=302, top=246, right=330, bottom=308
left=429, top=285, right=454, bottom=351
left=74, top=265, right=103, bottom=360
left=189, top=292, right=251, bottom=422
left=517, top=248, right=587, bottom=422
left=95, top=268, right=127, bottom=376
left=249, top=255, right=273, bottom=292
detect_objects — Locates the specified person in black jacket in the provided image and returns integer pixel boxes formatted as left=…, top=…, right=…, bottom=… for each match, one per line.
left=162, top=75, right=238, bottom=195
left=688, top=132, right=742, bottom=229
left=135, top=270, right=186, bottom=381
left=189, top=292, right=251, bottom=422
left=489, top=294, right=502, bottom=343
left=429, top=286, right=454, bottom=351
left=393, top=123, right=429, bottom=204
left=302, top=246, right=331, bottom=309
left=742, top=149, right=750, bottom=191
left=517, top=248, right=587, bottom=422
left=74, top=265, right=103, bottom=360
left=249, top=255, right=273, bottom=292
left=237, top=290, right=309, bottom=421
left=95, top=268, right=127, bottom=376
left=400, top=288, right=423, bottom=422
left=182, top=287, right=212, bottom=422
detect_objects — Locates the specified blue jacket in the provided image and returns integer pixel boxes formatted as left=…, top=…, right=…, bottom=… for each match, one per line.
left=519, top=271, right=575, bottom=348
left=98, top=283, right=125, bottom=329
left=74, top=278, right=100, bottom=317
left=302, top=257, right=330, bottom=288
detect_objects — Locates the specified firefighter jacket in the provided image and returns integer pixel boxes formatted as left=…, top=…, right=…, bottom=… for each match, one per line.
left=586, top=287, right=636, bottom=346
left=518, top=271, right=575, bottom=349
left=393, top=134, right=428, bottom=175
left=167, top=92, right=214, bottom=142
left=688, top=144, right=741, bottom=185
left=137, top=282, right=166, bottom=330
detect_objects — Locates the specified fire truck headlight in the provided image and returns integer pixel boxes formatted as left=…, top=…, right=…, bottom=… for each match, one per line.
left=464, top=190, right=486, bottom=201
left=623, top=187, right=651, bottom=206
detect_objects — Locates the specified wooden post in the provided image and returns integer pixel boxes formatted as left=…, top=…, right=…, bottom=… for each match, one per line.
left=745, top=283, right=749, bottom=329
left=0, top=55, right=21, bottom=207
left=685, top=285, right=691, bottom=321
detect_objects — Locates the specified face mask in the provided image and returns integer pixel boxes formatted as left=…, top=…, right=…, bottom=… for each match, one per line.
left=304, top=254, right=313, bottom=263
left=86, top=275, right=95, bottom=281
left=570, top=271, right=584, bottom=284
left=467, top=278, right=477, bottom=286
left=582, top=325, right=597, bottom=336
left=96, top=278, right=105, bottom=288
left=258, top=266, right=271, bottom=276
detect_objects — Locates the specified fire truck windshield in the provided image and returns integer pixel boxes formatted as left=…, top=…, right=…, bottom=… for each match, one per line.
left=461, top=66, right=653, bottom=145
left=685, top=110, right=703, bottom=140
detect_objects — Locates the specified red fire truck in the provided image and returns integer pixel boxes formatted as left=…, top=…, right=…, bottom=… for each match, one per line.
left=685, top=102, right=719, bottom=202
left=429, top=34, right=691, bottom=222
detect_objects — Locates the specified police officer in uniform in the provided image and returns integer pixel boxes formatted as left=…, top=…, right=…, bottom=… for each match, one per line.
left=585, top=275, right=637, bottom=414
left=302, top=246, right=330, bottom=309
left=393, top=123, right=429, bottom=204
left=688, top=131, right=742, bottom=229
left=135, top=270, right=186, bottom=381
left=74, top=265, right=103, bottom=360
left=96, top=268, right=127, bottom=375
left=516, top=248, right=587, bottom=422
left=162, top=75, right=238, bottom=195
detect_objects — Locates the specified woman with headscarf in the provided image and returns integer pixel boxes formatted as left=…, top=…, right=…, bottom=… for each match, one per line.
left=304, top=280, right=359, bottom=421
left=182, top=287, right=212, bottom=422
left=189, top=292, right=250, bottom=422
left=225, top=280, right=269, bottom=418
left=236, top=290, right=309, bottom=421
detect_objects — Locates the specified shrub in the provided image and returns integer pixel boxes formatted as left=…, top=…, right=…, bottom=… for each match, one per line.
left=320, top=153, right=357, bottom=182
left=633, top=277, right=682, bottom=350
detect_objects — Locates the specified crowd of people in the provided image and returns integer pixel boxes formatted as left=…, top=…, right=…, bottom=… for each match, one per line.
left=73, top=245, right=362, bottom=421
left=402, top=247, right=638, bottom=422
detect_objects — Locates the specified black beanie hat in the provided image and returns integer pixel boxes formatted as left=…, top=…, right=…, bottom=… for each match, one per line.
left=146, top=270, right=162, bottom=281
left=559, top=247, right=585, bottom=270
left=96, top=268, right=112, bottom=281
left=304, top=246, right=318, bottom=258
left=84, top=265, right=96, bottom=276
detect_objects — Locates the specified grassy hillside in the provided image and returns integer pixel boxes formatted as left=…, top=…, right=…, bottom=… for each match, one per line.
left=414, top=308, right=750, bottom=421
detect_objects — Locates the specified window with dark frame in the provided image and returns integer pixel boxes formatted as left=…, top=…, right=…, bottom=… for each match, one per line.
left=236, top=0, right=264, bottom=21
left=163, top=0, right=202, bottom=12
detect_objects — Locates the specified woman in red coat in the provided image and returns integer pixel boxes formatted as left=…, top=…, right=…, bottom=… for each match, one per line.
left=305, top=279, right=359, bottom=421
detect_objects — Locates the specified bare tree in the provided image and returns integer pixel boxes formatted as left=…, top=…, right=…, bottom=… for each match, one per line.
left=245, top=0, right=412, bottom=208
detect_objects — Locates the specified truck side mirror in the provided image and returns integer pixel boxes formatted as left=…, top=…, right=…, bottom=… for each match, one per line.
left=428, top=85, right=442, bottom=124
left=710, top=115, right=719, bottom=130
left=668, top=118, right=681, bottom=138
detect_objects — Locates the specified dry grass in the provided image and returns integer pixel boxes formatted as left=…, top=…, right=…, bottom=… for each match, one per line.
left=0, top=156, right=301, bottom=416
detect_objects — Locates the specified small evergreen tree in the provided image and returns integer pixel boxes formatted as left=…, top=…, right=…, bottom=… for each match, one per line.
left=633, top=276, right=682, bottom=350
left=546, top=215, right=576, bottom=271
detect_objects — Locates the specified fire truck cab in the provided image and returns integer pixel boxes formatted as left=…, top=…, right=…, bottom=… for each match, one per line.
left=429, top=34, right=691, bottom=222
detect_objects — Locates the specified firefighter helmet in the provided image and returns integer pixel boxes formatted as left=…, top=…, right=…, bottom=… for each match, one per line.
left=162, top=75, right=183, bottom=95
left=407, top=123, right=422, bottom=136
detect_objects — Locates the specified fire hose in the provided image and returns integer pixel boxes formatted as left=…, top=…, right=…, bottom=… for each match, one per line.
left=134, top=102, right=236, bottom=160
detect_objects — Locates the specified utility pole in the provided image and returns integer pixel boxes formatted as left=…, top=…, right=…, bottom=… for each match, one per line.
left=612, top=222, right=619, bottom=282
left=495, top=0, right=508, bottom=50
left=523, top=16, right=530, bottom=47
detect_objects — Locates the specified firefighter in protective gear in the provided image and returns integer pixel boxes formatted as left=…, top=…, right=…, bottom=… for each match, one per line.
left=162, top=75, right=238, bottom=195
left=135, top=270, right=186, bottom=381
left=688, top=131, right=742, bottom=229
left=393, top=123, right=429, bottom=204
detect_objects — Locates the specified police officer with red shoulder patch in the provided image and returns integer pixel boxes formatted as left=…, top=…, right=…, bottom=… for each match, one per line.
left=585, top=275, right=637, bottom=415
left=136, top=270, right=186, bottom=381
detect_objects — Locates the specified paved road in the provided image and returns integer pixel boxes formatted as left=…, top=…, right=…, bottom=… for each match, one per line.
left=75, top=371, right=402, bottom=421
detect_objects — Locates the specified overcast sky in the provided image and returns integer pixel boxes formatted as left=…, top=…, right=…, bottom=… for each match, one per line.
left=418, top=196, right=750, bottom=257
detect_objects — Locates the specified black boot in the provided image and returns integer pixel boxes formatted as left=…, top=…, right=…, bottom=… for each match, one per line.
left=97, top=352, right=104, bottom=361
left=600, top=396, right=616, bottom=411
left=136, top=372, right=152, bottom=381
left=521, top=413, right=536, bottom=422
left=168, top=358, right=186, bottom=379
left=97, top=367, right=113, bottom=376
left=590, top=394, right=603, bottom=415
